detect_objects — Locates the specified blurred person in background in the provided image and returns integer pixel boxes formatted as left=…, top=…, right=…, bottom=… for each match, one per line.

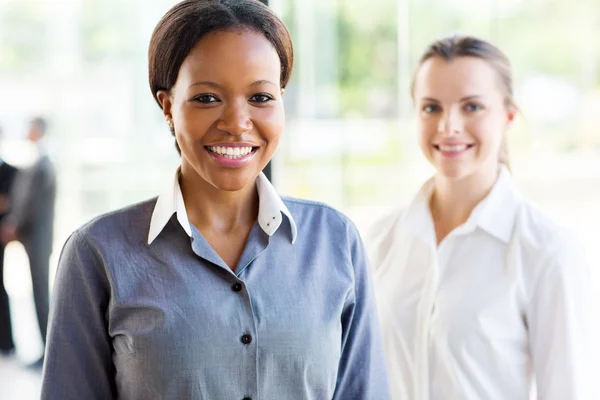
left=0, top=117, right=56, bottom=369
left=41, top=1, right=390, bottom=399
left=0, top=124, right=19, bottom=357
left=366, top=35, right=595, bottom=399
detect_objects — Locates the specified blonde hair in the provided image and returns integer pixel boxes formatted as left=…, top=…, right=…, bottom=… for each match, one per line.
left=411, top=35, right=515, bottom=169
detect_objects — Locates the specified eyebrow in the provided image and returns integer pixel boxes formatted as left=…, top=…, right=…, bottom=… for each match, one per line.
left=188, top=80, right=278, bottom=90
left=420, top=95, right=483, bottom=103
left=251, top=80, right=278, bottom=88
left=188, top=81, right=223, bottom=90
left=460, top=95, right=483, bottom=102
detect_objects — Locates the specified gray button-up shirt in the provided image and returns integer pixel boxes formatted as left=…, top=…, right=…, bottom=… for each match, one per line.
left=41, top=171, right=391, bottom=399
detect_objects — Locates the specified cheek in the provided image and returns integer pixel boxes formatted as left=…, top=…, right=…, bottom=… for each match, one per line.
left=254, top=106, right=285, bottom=142
left=175, top=104, right=217, bottom=134
left=417, top=119, right=435, bottom=152
left=467, top=117, right=504, bottom=151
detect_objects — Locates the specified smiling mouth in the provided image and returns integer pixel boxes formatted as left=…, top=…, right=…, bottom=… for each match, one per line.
left=434, top=144, right=475, bottom=152
left=205, top=145, right=259, bottom=159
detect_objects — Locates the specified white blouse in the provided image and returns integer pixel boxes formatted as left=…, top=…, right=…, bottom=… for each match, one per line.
left=366, top=166, right=596, bottom=400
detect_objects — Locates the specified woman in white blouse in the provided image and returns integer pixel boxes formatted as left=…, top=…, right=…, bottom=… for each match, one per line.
left=367, top=35, right=595, bottom=400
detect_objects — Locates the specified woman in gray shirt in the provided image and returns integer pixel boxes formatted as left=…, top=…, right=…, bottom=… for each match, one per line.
left=41, top=1, right=390, bottom=399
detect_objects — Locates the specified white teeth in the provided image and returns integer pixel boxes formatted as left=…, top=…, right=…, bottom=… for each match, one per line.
left=438, top=144, right=468, bottom=152
left=208, top=146, right=253, bottom=158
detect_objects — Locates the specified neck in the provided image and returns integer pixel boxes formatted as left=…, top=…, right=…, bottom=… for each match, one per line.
left=430, top=164, right=499, bottom=243
left=179, top=166, right=259, bottom=234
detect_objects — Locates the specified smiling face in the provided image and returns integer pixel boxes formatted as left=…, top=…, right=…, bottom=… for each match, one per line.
left=157, top=29, right=284, bottom=192
left=413, top=56, right=515, bottom=181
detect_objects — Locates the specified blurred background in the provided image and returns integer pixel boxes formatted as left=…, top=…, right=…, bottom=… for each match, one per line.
left=0, top=0, right=599, bottom=397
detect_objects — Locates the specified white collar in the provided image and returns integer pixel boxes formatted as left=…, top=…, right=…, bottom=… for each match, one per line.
left=147, top=168, right=297, bottom=245
left=402, top=164, right=521, bottom=244
left=471, top=164, right=522, bottom=243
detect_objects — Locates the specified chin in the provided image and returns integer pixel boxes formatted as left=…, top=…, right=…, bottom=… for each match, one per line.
left=206, top=169, right=259, bottom=192
left=435, top=163, right=473, bottom=181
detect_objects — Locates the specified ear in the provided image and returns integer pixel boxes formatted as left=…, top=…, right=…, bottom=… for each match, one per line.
left=156, top=90, right=173, bottom=122
left=506, top=104, right=518, bottom=127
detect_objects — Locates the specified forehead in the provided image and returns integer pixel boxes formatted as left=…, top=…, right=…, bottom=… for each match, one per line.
left=414, top=56, right=502, bottom=99
left=177, top=29, right=281, bottom=87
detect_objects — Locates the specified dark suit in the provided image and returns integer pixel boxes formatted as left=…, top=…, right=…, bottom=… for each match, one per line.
left=8, top=154, right=56, bottom=345
left=0, top=160, right=18, bottom=351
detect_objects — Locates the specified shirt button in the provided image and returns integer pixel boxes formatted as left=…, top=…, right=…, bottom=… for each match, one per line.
left=231, top=283, right=242, bottom=292
left=240, top=334, right=252, bottom=345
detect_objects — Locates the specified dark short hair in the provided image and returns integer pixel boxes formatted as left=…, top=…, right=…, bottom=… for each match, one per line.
left=31, top=117, right=48, bottom=135
left=148, top=0, right=293, bottom=154
left=148, top=0, right=293, bottom=106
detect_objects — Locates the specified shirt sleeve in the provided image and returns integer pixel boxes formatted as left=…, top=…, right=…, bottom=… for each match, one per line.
left=527, top=235, right=598, bottom=400
left=333, top=222, right=392, bottom=400
left=41, top=230, right=116, bottom=399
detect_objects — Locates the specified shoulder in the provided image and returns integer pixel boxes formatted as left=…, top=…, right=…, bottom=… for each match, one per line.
left=364, top=207, right=405, bottom=244
left=75, top=197, right=158, bottom=249
left=56, top=198, right=159, bottom=289
left=513, top=199, right=589, bottom=290
left=282, top=196, right=357, bottom=234
left=282, top=195, right=346, bottom=217
left=362, top=207, right=406, bottom=270
left=515, top=200, right=577, bottom=259
left=36, top=155, right=56, bottom=174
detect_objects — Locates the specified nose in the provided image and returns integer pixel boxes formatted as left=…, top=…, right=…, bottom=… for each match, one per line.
left=216, top=100, right=253, bottom=136
left=437, top=109, right=463, bottom=136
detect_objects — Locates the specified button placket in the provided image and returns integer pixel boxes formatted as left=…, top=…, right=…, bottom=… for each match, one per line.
left=416, top=245, right=441, bottom=400
left=231, top=268, right=259, bottom=399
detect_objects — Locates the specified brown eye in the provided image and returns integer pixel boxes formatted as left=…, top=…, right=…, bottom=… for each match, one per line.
left=193, top=94, right=220, bottom=104
left=249, top=93, right=274, bottom=103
